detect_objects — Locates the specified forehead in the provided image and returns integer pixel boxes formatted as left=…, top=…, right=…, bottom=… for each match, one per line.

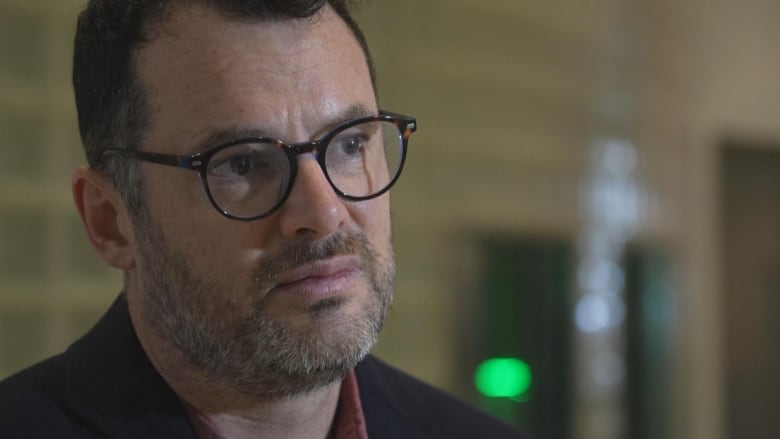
left=134, top=3, right=376, bottom=150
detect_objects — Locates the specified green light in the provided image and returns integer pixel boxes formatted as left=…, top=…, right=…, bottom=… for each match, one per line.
left=474, top=358, right=532, bottom=399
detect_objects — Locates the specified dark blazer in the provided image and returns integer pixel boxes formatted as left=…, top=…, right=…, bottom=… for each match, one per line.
left=0, top=295, right=527, bottom=438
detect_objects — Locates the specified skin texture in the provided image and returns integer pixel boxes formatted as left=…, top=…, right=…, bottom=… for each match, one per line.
left=72, top=4, right=393, bottom=438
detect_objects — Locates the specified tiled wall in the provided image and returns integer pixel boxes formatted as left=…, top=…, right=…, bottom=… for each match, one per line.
left=0, top=0, right=121, bottom=377
left=356, top=0, right=655, bottom=391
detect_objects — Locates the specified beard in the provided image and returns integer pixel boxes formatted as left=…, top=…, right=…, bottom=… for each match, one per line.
left=133, top=214, right=394, bottom=400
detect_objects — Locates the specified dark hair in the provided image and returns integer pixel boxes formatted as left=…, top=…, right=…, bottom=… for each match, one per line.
left=72, top=0, right=374, bottom=214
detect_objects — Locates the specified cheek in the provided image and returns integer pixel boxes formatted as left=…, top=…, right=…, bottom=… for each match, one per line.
left=143, top=166, right=206, bottom=215
left=142, top=171, right=267, bottom=268
left=349, top=195, right=392, bottom=245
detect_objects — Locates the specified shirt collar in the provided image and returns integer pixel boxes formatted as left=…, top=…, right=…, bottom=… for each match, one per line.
left=182, top=369, right=368, bottom=439
left=331, top=369, right=369, bottom=439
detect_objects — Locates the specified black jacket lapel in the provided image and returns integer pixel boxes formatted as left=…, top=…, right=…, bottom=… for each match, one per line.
left=63, top=295, right=195, bottom=438
left=356, top=356, right=430, bottom=439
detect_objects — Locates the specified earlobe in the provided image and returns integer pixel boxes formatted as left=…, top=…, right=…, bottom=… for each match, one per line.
left=72, top=166, right=137, bottom=271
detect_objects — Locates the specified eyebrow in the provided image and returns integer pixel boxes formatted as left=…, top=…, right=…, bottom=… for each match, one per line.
left=189, top=103, right=376, bottom=154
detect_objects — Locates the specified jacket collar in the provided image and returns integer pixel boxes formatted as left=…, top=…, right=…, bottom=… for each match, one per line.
left=61, top=294, right=429, bottom=439
left=355, top=356, right=430, bottom=439
left=63, top=294, right=195, bottom=438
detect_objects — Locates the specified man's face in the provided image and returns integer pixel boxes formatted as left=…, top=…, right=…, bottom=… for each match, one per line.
left=126, top=4, right=393, bottom=398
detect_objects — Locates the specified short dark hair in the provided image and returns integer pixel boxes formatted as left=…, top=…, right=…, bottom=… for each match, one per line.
left=72, top=0, right=374, bottom=214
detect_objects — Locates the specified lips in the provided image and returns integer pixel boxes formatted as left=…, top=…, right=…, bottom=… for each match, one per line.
left=270, top=255, right=361, bottom=299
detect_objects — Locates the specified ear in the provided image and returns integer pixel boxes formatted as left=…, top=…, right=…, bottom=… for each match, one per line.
left=72, top=166, right=137, bottom=271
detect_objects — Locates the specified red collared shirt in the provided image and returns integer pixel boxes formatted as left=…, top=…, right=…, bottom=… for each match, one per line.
left=183, top=369, right=368, bottom=439
left=331, top=369, right=369, bottom=439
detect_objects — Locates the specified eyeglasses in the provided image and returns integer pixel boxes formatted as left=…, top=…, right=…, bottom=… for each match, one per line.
left=100, top=111, right=416, bottom=221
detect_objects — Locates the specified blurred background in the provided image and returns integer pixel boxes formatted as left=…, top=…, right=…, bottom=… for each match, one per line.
left=1, top=0, right=778, bottom=438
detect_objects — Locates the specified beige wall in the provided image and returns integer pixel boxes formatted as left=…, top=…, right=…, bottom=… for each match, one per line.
left=644, top=1, right=780, bottom=438
left=0, top=0, right=122, bottom=375
left=359, top=2, right=780, bottom=438
left=2, top=1, right=780, bottom=438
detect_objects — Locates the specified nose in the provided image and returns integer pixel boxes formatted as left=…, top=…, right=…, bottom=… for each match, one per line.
left=277, top=155, right=348, bottom=240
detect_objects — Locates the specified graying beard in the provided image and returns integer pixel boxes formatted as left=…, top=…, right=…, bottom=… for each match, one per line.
left=136, top=218, right=393, bottom=400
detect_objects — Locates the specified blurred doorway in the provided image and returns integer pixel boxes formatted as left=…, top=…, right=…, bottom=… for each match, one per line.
left=721, top=145, right=780, bottom=439
left=460, top=236, right=673, bottom=439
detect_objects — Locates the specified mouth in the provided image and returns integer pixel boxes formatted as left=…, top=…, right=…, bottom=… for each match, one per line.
left=270, top=255, right=362, bottom=301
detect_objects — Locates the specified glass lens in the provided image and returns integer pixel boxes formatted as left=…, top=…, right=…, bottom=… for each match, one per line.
left=325, top=120, right=403, bottom=197
left=205, top=141, right=290, bottom=218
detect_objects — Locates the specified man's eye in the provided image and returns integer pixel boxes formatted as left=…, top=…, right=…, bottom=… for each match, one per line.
left=228, top=155, right=252, bottom=175
left=335, top=135, right=366, bottom=156
left=211, top=154, right=258, bottom=177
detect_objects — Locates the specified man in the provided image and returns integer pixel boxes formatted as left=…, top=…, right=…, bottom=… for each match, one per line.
left=0, top=1, right=527, bottom=438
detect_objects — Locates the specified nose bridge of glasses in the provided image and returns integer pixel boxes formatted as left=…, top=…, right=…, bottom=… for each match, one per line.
left=289, top=140, right=324, bottom=161
left=287, top=140, right=331, bottom=188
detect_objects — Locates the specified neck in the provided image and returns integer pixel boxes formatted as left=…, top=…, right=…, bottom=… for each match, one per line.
left=184, top=384, right=342, bottom=439
left=127, top=292, right=343, bottom=439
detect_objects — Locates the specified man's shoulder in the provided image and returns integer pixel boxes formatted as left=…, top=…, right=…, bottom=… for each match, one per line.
left=0, top=353, right=90, bottom=438
left=0, top=352, right=67, bottom=411
left=355, top=355, right=529, bottom=439
left=0, top=295, right=192, bottom=438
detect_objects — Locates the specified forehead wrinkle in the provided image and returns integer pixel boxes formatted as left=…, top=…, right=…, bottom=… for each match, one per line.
left=190, top=103, right=375, bottom=153
left=137, top=2, right=366, bottom=97
left=141, top=19, right=335, bottom=110
left=141, top=5, right=327, bottom=78
left=135, top=3, right=375, bottom=154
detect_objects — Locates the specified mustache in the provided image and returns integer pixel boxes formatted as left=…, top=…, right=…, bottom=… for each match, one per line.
left=252, top=231, right=375, bottom=287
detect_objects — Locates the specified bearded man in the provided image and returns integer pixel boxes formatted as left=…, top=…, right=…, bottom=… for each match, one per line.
left=0, top=1, right=527, bottom=438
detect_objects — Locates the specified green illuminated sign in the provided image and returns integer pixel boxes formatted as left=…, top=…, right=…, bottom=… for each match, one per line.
left=474, top=357, right=532, bottom=399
